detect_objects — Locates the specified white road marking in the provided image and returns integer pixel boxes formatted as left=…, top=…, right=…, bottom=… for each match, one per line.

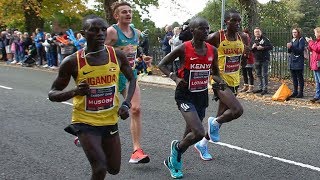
left=0, top=85, right=13, bottom=89
left=213, top=141, right=320, bottom=172
left=61, top=101, right=73, bottom=106
left=46, top=97, right=320, bottom=172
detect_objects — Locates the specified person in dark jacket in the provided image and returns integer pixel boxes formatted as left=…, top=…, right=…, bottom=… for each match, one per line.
left=251, top=27, right=273, bottom=95
left=287, top=28, right=305, bottom=98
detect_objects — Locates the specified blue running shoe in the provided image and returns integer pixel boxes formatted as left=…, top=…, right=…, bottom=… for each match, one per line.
left=170, top=140, right=182, bottom=170
left=208, top=117, right=220, bottom=142
left=164, top=157, right=183, bottom=179
left=194, top=142, right=213, bottom=161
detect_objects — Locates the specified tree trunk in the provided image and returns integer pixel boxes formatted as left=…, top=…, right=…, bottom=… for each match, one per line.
left=104, top=0, right=117, bottom=24
left=23, top=0, right=44, bottom=34
left=239, top=0, right=259, bottom=32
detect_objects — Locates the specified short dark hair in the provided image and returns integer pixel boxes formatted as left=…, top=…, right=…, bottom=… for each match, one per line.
left=82, top=14, right=108, bottom=30
left=224, top=9, right=240, bottom=20
left=189, top=17, right=207, bottom=30
left=111, top=1, right=132, bottom=15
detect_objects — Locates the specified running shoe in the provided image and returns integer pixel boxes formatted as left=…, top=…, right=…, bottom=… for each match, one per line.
left=164, top=157, right=183, bottom=179
left=129, top=148, right=150, bottom=164
left=194, top=141, right=212, bottom=161
left=170, top=140, right=182, bottom=170
left=208, top=117, right=220, bottom=142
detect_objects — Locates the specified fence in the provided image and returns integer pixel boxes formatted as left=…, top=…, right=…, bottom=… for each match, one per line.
left=149, top=29, right=314, bottom=81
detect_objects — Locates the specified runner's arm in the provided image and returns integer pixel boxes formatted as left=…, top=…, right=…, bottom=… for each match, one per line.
left=158, top=44, right=185, bottom=82
left=210, top=46, right=224, bottom=84
left=116, top=50, right=136, bottom=104
left=105, top=27, right=118, bottom=46
left=116, top=50, right=136, bottom=119
left=206, top=32, right=220, bottom=48
left=48, top=55, right=88, bottom=102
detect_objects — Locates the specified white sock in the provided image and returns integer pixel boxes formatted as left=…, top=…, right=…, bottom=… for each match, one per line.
left=199, top=137, right=209, bottom=146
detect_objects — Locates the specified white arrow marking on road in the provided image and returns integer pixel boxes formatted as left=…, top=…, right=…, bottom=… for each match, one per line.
left=213, top=141, right=320, bottom=172
left=0, top=85, right=13, bottom=89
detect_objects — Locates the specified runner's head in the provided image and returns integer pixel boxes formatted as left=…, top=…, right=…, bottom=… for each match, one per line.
left=224, top=9, right=241, bottom=32
left=82, top=14, right=109, bottom=47
left=112, top=1, right=133, bottom=24
left=189, top=17, right=209, bottom=41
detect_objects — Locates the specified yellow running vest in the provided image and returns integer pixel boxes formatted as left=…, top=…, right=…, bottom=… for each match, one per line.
left=217, top=30, right=244, bottom=87
left=72, top=46, right=120, bottom=126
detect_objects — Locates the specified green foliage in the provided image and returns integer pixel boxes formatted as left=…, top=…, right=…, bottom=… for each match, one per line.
left=298, top=0, right=320, bottom=34
left=197, top=0, right=242, bottom=32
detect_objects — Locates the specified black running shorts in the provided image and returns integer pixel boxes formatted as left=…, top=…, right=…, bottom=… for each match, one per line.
left=64, top=123, right=119, bottom=138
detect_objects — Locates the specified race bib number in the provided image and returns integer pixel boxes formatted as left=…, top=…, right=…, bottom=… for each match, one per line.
left=85, top=86, right=116, bottom=112
left=188, top=70, right=210, bottom=92
left=224, top=55, right=241, bottom=74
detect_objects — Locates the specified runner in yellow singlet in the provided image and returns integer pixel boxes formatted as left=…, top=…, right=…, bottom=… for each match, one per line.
left=48, top=15, right=136, bottom=179
left=195, top=9, right=249, bottom=160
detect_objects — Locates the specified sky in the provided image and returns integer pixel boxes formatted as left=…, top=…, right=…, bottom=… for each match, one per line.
left=87, top=0, right=274, bottom=27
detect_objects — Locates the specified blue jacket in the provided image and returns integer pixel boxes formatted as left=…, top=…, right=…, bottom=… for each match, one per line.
left=288, top=37, right=305, bottom=70
left=35, top=32, right=44, bottom=48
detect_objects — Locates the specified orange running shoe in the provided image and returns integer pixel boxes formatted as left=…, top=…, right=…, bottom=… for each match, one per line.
left=129, top=148, right=150, bottom=164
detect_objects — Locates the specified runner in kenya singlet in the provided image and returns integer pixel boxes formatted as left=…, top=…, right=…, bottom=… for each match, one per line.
left=72, top=46, right=120, bottom=126
left=217, top=30, right=245, bottom=87
left=175, top=41, right=214, bottom=107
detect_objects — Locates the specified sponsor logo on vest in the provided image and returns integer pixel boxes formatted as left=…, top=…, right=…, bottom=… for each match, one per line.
left=190, top=57, right=199, bottom=60
left=83, top=70, right=95, bottom=75
left=87, top=75, right=117, bottom=85
left=190, top=64, right=211, bottom=69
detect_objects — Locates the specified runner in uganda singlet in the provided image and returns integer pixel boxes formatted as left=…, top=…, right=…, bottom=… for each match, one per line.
left=217, top=30, right=244, bottom=87
left=72, top=46, right=120, bottom=126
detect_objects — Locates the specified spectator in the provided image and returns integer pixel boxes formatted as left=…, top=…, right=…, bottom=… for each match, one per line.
left=251, top=27, right=273, bottom=95
left=34, top=28, right=45, bottom=65
left=169, top=26, right=182, bottom=72
left=306, top=27, right=320, bottom=103
left=76, top=32, right=86, bottom=49
left=139, top=29, right=150, bottom=56
left=240, top=29, right=255, bottom=93
left=159, top=25, right=174, bottom=71
left=0, top=31, right=6, bottom=61
left=287, top=28, right=305, bottom=98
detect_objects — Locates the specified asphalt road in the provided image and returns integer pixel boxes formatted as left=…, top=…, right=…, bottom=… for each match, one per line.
left=1, top=65, right=320, bottom=180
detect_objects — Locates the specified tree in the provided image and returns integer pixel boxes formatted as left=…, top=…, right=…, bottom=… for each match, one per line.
left=298, top=0, right=320, bottom=35
left=238, top=0, right=258, bottom=32
left=0, top=0, right=87, bottom=33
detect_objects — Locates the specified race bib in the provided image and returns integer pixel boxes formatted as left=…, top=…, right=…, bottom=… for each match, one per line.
left=188, top=70, right=210, bottom=92
left=224, top=55, right=241, bottom=74
left=85, top=86, right=116, bottom=112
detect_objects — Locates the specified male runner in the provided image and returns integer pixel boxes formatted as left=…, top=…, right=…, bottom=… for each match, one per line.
left=105, top=1, right=149, bottom=164
left=48, top=15, right=136, bottom=179
left=158, top=17, right=226, bottom=179
left=194, top=9, right=248, bottom=160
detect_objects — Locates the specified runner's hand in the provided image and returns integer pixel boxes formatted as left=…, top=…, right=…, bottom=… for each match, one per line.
left=118, top=105, right=130, bottom=120
left=74, top=80, right=90, bottom=96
